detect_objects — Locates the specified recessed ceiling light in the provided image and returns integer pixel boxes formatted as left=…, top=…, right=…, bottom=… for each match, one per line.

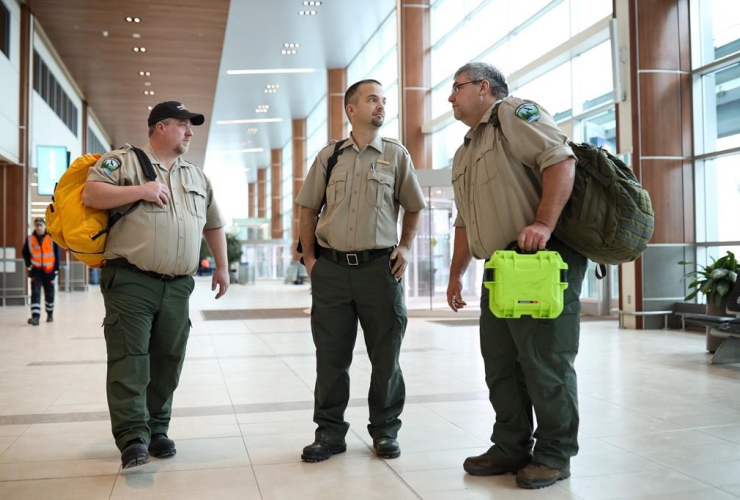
left=143, top=90, right=155, bottom=96
left=134, top=17, right=141, bottom=23
left=132, top=33, right=141, bottom=39
left=217, top=118, right=283, bottom=125
left=138, top=71, right=151, bottom=76
left=147, top=106, right=153, bottom=110
left=298, top=10, right=316, bottom=15
left=102, top=30, right=109, bottom=37
left=125, top=16, right=133, bottom=22
left=226, top=68, right=315, bottom=75
left=132, top=46, right=146, bottom=52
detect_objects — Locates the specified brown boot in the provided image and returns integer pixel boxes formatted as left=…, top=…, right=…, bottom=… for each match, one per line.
left=516, top=462, right=570, bottom=489
left=463, top=453, right=530, bottom=476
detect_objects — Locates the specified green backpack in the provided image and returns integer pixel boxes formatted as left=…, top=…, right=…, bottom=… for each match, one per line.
left=489, top=102, right=654, bottom=275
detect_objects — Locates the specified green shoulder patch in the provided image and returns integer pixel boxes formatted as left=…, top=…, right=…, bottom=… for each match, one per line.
left=101, top=157, right=121, bottom=174
left=515, top=103, right=541, bottom=123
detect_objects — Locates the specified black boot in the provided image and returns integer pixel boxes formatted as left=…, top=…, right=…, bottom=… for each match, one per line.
left=28, top=317, right=39, bottom=326
left=301, top=441, right=347, bottom=463
left=121, top=438, right=149, bottom=469
left=149, top=434, right=176, bottom=458
left=46, top=313, right=54, bottom=323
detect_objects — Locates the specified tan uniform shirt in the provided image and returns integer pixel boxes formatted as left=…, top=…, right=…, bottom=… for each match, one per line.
left=296, top=134, right=426, bottom=252
left=452, top=97, right=575, bottom=260
left=87, top=143, right=226, bottom=275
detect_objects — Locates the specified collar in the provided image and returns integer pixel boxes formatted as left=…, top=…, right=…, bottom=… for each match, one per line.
left=345, top=132, right=384, bottom=153
left=464, top=100, right=502, bottom=147
left=144, top=143, right=185, bottom=170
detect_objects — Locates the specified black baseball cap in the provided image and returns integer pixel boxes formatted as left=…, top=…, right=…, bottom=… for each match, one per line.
left=34, top=218, right=45, bottom=225
left=147, top=101, right=205, bottom=127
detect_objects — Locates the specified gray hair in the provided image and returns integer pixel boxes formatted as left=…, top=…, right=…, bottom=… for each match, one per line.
left=148, top=117, right=173, bottom=137
left=454, top=62, right=508, bottom=99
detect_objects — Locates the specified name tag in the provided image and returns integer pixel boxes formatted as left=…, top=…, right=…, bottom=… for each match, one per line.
left=376, top=159, right=390, bottom=165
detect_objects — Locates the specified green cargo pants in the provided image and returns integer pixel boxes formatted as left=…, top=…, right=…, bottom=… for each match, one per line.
left=310, top=254, right=408, bottom=444
left=100, top=266, right=194, bottom=451
left=479, top=238, right=587, bottom=471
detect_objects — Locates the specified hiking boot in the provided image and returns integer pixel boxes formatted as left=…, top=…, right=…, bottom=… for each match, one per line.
left=301, top=441, right=347, bottom=463
left=121, top=439, right=149, bottom=469
left=149, top=434, right=176, bottom=458
left=46, top=313, right=54, bottom=323
left=28, top=317, right=39, bottom=326
left=373, top=437, right=401, bottom=459
left=463, top=453, right=530, bottom=476
left=516, top=462, right=571, bottom=489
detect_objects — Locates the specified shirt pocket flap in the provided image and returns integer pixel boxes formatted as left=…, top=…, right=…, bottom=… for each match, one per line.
left=182, top=183, right=206, bottom=198
left=328, top=170, right=347, bottom=185
left=368, top=170, right=393, bottom=185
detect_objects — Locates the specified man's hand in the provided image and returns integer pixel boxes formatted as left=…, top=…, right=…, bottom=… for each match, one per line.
left=140, top=181, right=170, bottom=208
left=211, top=267, right=229, bottom=299
left=517, top=221, right=552, bottom=253
left=447, top=276, right=468, bottom=312
left=304, top=256, right=318, bottom=278
left=389, top=245, right=410, bottom=279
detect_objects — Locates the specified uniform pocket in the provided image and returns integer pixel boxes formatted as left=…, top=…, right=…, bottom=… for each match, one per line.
left=100, top=267, right=118, bottom=293
left=476, top=148, right=499, bottom=184
left=366, top=170, right=394, bottom=208
left=182, top=183, right=207, bottom=218
left=102, top=313, right=125, bottom=361
left=327, top=171, right=347, bottom=207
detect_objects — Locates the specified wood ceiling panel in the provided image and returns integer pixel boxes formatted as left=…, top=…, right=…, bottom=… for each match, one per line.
left=27, top=0, right=230, bottom=167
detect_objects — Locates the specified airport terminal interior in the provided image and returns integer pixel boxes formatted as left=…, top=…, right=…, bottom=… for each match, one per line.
left=1, top=0, right=740, bottom=498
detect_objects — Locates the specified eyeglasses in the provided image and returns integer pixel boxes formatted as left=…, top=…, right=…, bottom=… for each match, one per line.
left=450, top=80, right=481, bottom=95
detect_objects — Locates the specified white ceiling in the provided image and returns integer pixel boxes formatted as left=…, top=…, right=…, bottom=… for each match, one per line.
left=202, top=0, right=397, bottom=189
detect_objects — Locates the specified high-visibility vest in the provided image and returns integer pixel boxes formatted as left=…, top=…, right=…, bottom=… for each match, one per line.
left=28, top=234, right=55, bottom=273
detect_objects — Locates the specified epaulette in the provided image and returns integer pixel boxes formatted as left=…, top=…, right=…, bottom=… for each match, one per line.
left=381, top=136, right=410, bottom=155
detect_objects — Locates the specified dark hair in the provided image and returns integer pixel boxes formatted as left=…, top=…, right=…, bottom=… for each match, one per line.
left=454, top=62, right=508, bottom=99
left=344, top=79, right=383, bottom=118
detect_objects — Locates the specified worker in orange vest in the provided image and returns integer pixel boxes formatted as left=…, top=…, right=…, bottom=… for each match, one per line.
left=22, top=218, right=61, bottom=325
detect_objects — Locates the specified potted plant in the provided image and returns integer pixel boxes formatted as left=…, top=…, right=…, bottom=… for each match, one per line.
left=680, top=251, right=738, bottom=351
left=225, top=232, right=243, bottom=283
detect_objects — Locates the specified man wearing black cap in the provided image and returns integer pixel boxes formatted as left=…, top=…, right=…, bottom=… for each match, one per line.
left=22, top=217, right=61, bottom=325
left=82, top=102, right=229, bottom=469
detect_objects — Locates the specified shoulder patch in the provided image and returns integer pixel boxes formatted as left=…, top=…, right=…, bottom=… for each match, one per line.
left=101, top=157, right=121, bottom=174
left=515, top=103, right=541, bottom=123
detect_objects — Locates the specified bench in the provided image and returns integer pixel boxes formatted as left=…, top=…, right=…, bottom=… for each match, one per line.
left=610, top=309, right=673, bottom=330
left=680, top=314, right=740, bottom=365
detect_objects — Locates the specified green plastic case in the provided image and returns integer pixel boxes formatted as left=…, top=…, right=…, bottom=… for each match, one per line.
left=483, top=250, right=569, bottom=319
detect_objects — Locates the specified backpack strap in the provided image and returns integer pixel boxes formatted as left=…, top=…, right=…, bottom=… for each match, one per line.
left=91, top=147, right=159, bottom=241
left=319, top=139, right=348, bottom=213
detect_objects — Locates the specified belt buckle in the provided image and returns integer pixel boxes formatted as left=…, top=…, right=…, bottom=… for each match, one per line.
left=161, top=274, right=176, bottom=281
left=346, top=253, right=359, bottom=266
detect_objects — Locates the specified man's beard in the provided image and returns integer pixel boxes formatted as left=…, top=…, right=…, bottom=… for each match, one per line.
left=174, top=143, right=189, bottom=155
left=371, top=116, right=384, bottom=128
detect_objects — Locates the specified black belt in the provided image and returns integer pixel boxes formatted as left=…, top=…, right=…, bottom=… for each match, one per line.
left=320, top=246, right=393, bottom=267
left=105, top=258, right=187, bottom=282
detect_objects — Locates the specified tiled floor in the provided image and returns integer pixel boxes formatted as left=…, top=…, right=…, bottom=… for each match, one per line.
left=1, top=278, right=740, bottom=499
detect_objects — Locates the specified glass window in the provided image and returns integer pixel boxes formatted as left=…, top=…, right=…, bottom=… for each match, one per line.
left=698, top=62, right=740, bottom=154
left=508, top=0, right=551, bottom=29
left=573, top=40, right=614, bottom=113
left=516, top=61, right=572, bottom=120
left=696, top=0, right=740, bottom=65
left=579, top=107, right=616, bottom=153
left=696, top=153, right=740, bottom=243
left=570, top=0, right=612, bottom=36
left=432, top=120, right=469, bottom=169
left=510, top=1, right=570, bottom=73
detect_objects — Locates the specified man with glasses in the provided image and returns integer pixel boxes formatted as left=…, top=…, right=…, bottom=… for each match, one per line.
left=445, top=62, right=587, bottom=489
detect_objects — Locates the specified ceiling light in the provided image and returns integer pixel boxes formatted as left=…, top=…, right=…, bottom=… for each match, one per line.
left=125, top=16, right=133, bottom=22
left=147, top=106, right=153, bottom=110
left=134, top=17, right=141, bottom=23
left=143, top=90, right=155, bottom=96
left=133, top=47, right=140, bottom=52
left=140, top=47, right=146, bottom=52
left=246, top=128, right=258, bottom=134
left=132, top=33, right=141, bottom=39
left=138, top=71, right=145, bottom=76
left=132, top=46, right=146, bottom=52
left=217, top=118, right=283, bottom=125
left=102, top=30, right=109, bottom=37
left=226, top=68, right=315, bottom=75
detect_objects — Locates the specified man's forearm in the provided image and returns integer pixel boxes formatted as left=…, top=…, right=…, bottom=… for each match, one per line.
left=534, top=158, right=576, bottom=230
left=299, top=206, right=319, bottom=257
left=398, top=210, right=421, bottom=248
left=203, top=227, right=228, bottom=270
left=83, top=181, right=144, bottom=210
left=450, top=226, right=473, bottom=278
